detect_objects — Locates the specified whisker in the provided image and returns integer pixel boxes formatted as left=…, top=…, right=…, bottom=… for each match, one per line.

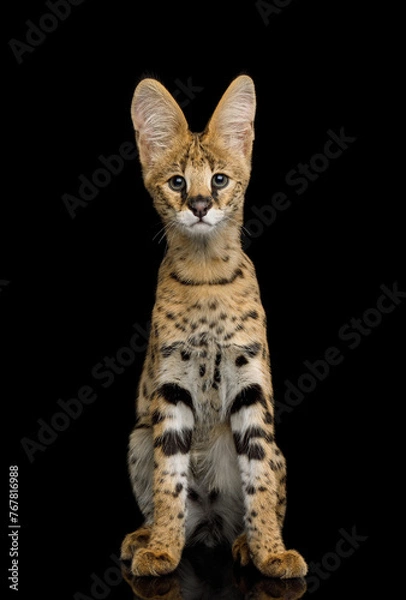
left=152, top=223, right=167, bottom=242
left=223, top=214, right=252, bottom=238
left=153, top=220, right=177, bottom=245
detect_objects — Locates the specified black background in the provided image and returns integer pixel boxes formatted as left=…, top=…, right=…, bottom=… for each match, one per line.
left=2, top=1, right=402, bottom=599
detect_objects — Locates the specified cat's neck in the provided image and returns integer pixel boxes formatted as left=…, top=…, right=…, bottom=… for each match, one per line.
left=163, top=224, right=243, bottom=285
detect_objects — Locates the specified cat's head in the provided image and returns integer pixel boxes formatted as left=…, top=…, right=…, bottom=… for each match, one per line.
left=130, top=75, right=256, bottom=241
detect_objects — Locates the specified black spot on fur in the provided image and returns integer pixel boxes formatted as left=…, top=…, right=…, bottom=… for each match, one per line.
left=181, top=350, right=191, bottom=361
left=233, top=427, right=268, bottom=456
left=161, top=342, right=180, bottom=357
left=173, top=483, right=183, bottom=497
left=214, top=367, right=221, bottom=383
left=154, top=429, right=192, bottom=456
left=242, top=309, right=259, bottom=321
left=230, top=384, right=267, bottom=414
left=244, top=342, right=262, bottom=357
left=247, top=444, right=265, bottom=461
left=158, top=383, right=194, bottom=412
left=190, top=332, right=209, bottom=347
left=199, top=364, right=206, bottom=377
left=215, top=352, right=222, bottom=366
left=187, top=489, right=200, bottom=502
left=235, top=355, right=249, bottom=367
left=246, top=486, right=256, bottom=495
left=209, top=489, right=219, bottom=503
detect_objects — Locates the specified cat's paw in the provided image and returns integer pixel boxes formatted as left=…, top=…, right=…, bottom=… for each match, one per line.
left=121, top=527, right=152, bottom=560
left=130, top=547, right=180, bottom=576
left=255, top=549, right=308, bottom=579
left=232, top=533, right=252, bottom=567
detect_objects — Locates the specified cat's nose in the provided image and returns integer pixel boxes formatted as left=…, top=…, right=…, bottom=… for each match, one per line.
left=187, top=195, right=213, bottom=219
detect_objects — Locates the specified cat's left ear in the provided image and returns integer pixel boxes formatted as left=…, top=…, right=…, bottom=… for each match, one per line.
left=205, top=75, right=256, bottom=159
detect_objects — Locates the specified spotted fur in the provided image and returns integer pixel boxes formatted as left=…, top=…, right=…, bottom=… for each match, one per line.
left=121, top=75, right=307, bottom=579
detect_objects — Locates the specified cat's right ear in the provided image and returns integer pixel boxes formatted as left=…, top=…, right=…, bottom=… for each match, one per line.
left=131, top=78, right=189, bottom=169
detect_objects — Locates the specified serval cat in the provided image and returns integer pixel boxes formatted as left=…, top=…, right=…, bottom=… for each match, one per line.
left=121, top=75, right=307, bottom=579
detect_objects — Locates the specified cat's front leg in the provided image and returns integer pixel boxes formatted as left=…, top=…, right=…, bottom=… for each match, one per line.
left=130, top=383, right=194, bottom=576
left=230, top=383, right=307, bottom=579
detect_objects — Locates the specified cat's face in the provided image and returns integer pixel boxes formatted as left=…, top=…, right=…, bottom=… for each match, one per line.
left=142, top=132, right=252, bottom=239
left=131, top=76, right=256, bottom=240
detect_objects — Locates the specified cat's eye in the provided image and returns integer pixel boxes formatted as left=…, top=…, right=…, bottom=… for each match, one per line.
left=211, top=174, right=229, bottom=189
left=168, top=175, right=186, bottom=192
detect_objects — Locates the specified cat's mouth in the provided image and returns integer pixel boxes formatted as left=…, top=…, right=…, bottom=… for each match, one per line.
left=177, top=208, right=224, bottom=234
left=192, top=218, right=212, bottom=227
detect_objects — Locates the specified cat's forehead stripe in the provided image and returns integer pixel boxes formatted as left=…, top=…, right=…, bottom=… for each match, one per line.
left=176, top=134, right=226, bottom=173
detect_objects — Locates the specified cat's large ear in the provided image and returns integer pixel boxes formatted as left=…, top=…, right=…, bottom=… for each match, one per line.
left=131, top=78, right=189, bottom=169
left=205, top=75, right=256, bottom=159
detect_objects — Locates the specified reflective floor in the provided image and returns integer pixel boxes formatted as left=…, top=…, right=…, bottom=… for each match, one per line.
left=121, top=546, right=307, bottom=600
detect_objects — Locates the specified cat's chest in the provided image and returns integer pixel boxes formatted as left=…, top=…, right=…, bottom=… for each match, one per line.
left=153, top=280, right=265, bottom=353
left=153, top=303, right=266, bottom=422
left=158, top=338, right=257, bottom=422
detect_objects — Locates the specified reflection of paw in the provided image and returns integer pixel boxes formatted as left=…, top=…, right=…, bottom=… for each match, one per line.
left=250, top=577, right=307, bottom=599
left=232, top=533, right=252, bottom=567
left=120, top=527, right=151, bottom=560
left=131, top=547, right=180, bottom=577
left=256, top=550, right=308, bottom=579
left=121, top=565, right=182, bottom=600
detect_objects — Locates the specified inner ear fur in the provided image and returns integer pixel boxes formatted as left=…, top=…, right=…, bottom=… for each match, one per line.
left=131, top=78, right=189, bottom=168
left=205, top=75, right=256, bottom=158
